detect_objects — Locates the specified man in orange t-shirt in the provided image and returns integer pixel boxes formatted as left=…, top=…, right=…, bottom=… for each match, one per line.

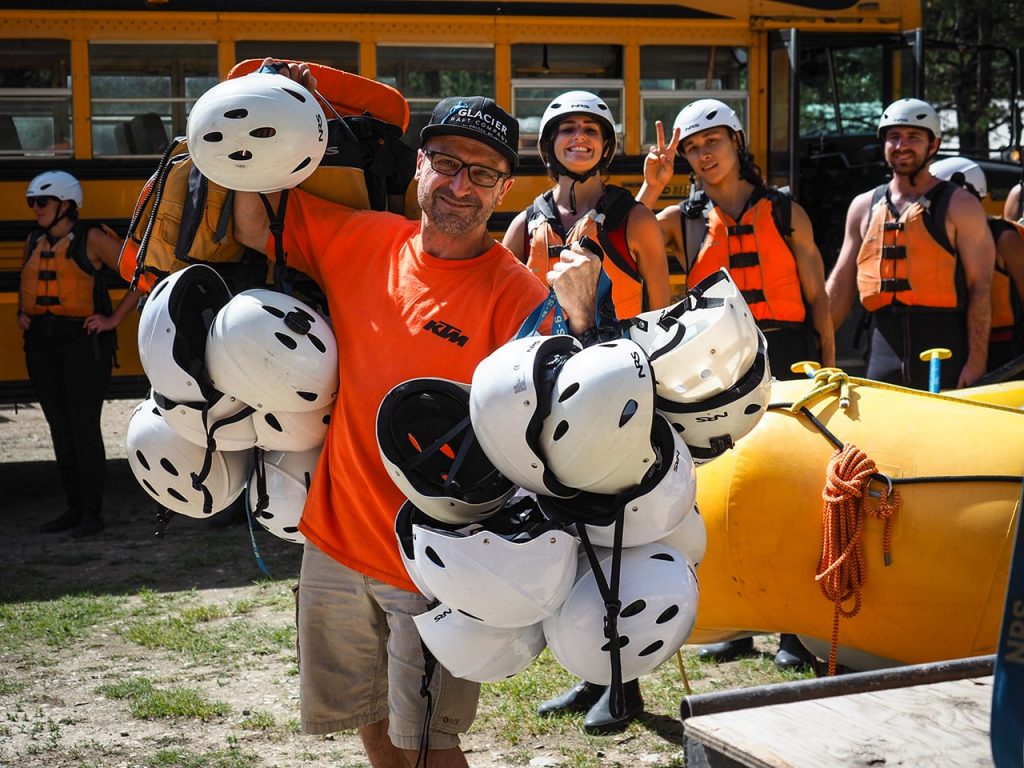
left=233, top=61, right=601, bottom=768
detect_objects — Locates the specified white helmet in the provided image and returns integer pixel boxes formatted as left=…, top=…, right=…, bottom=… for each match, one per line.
left=540, top=338, right=657, bottom=495
left=138, top=264, right=232, bottom=404
left=27, top=171, right=83, bottom=207
left=377, top=378, right=517, bottom=525
left=539, top=414, right=696, bottom=548
left=187, top=72, right=327, bottom=193
left=411, top=497, right=579, bottom=628
left=658, top=504, right=706, bottom=568
left=673, top=99, right=744, bottom=145
left=394, top=500, right=450, bottom=599
left=629, top=268, right=759, bottom=404
left=538, top=90, right=617, bottom=177
left=878, top=98, right=940, bottom=140
left=206, top=289, right=338, bottom=412
left=154, top=390, right=257, bottom=452
left=126, top=397, right=251, bottom=518
left=543, top=543, right=699, bottom=685
left=656, top=329, right=771, bottom=465
left=247, top=447, right=319, bottom=544
left=470, top=335, right=583, bottom=498
left=253, top=403, right=332, bottom=452
left=413, top=604, right=546, bottom=683
left=930, top=156, right=987, bottom=198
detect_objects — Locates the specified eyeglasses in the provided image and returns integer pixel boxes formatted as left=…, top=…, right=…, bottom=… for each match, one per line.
left=422, top=149, right=508, bottom=188
left=27, top=196, right=57, bottom=208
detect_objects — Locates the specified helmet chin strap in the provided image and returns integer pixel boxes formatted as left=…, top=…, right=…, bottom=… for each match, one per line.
left=549, top=139, right=613, bottom=215
left=41, top=202, right=71, bottom=242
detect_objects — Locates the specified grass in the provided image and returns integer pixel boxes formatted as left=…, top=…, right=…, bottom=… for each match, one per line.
left=98, top=675, right=231, bottom=720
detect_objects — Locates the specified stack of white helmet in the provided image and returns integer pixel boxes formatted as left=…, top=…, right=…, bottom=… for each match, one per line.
left=128, top=264, right=336, bottom=541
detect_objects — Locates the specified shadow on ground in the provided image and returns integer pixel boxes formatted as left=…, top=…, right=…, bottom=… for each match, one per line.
left=0, top=459, right=302, bottom=602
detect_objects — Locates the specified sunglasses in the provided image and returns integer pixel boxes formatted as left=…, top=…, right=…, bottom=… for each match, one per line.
left=27, top=196, right=57, bottom=208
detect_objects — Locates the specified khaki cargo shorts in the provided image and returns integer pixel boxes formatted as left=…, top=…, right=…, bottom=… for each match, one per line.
left=295, top=540, right=480, bottom=750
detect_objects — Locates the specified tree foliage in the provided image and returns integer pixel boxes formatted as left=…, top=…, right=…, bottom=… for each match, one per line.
left=924, top=0, right=1024, bottom=155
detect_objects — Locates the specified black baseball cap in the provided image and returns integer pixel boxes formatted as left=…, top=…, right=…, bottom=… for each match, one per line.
left=420, top=96, right=519, bottom=171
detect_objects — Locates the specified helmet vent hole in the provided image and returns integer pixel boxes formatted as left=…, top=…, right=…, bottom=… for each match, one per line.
left=656, top=605, right=680, bottom=624
left=650, top=552, right=676, bottom=562
left=160, top=458, right=180, bottom=476
left=229, top=150, right=253, bottom=162
left=224, top=108, right=249, bottom=119
left=699, top=369, right=712, bottom=380
left=552, top=420, right=569, bottom=441
left=167, top=488, right=188, bottom=503
left=292, top=157, right=313, bottom=174
left=743, top=403, right=762, bottom=416
left=321, top=413, right=331, bottom=426
left=297, top=391, right=318, bottom=402
left=706, top=109, right=718, bottom=119
left=308, top=334, right=327, bottom=353
left=284, top=526, right=300, bottom=536
left=202, top=131, right=223, bottom=143
left=264, top=414, right=283, bottom=433
left=424, top=546, right=446, bottom=568
left=250, top=127, right=276, bottom=139
left=135, top=451, right=151, bottom=471
left=601, top=636, right=631, bottom=652
left=457, top=609, right=484, bottom=622
left=621, top=599, right=646, bottom=618
left=618, top=399, right=638, bottom=427
left=638, top=640, right=665, bottom=657
left=274, top=332, right=298, bottom=350
left=282, top=87, right=308, bottom=103
left=557, top=382, right=580, bottom=402
left=142, top=479, right=158, bottom=495
left=262, top=305, right=286, bottom=318
left=672, top=422, right=685, bottom=433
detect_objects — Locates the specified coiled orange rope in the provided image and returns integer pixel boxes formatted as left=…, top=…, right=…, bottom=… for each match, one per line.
left=815, top=443, right=900, bottom=675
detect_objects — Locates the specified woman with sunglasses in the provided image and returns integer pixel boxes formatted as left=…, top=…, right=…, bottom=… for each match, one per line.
left=502, top=91, right=671, bottom=320
left=19, top=171, right=141, bottom=538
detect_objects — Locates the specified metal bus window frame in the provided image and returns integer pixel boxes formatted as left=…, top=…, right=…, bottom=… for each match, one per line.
left=88, top=41, right=218, bottom=159
left=0, top=38, right=73, bottom=159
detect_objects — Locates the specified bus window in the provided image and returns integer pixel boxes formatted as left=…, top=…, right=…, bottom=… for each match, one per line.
left=797, top=45, right=883, bottom=138
left=89, top=43, right=218, bottom=157
left=235, top=41, right=359, bottom=74
left=0, top=39, right=72, bottom=158
left=511, top=44, right=623, bottom=154
left=639, top=45, right=748, bottom=149
left=377, top=46, right=495, bottom=149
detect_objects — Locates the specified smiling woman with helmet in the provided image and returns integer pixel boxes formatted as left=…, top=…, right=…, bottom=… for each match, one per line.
left=18, top=170, right=142, bottom=537
left=502, top=90, right=671, bottom=319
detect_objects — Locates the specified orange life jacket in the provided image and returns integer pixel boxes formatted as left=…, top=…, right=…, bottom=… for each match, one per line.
left=688, top=187, right=806, bottom=325
left=525, top=185, right=644, bottom=317
left=857, top=182, right=964, bottom=312
left=20, top=224, right=117, bottom=318
left=988, top=217, right=1021, bottom=336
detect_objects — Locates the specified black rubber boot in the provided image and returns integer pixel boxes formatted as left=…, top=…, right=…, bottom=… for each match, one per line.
left=774, top=634, right=817, bottom=670
left=698, top=636, right=756, bottom=662
left=582, top=679, right=644, bottom=734
left=40, top=511, right=81, bottom=533
left=71, top=515, right=105, bottom=539
left=537, top=680, right=605, bottom=717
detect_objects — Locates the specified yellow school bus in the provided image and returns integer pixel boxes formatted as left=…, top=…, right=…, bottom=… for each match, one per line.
left=0, top=0, right=1016, bottom=400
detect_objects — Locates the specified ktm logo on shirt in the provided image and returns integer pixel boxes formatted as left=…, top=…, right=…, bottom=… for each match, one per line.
left=424, top=319, right=469, bottom=347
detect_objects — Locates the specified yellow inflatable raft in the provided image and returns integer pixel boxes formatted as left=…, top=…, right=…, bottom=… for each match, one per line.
left=690, top=373, right=1024, bottom=665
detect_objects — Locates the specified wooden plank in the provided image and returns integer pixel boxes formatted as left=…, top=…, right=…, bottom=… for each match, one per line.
left=684, top=676, right=994, bottom=768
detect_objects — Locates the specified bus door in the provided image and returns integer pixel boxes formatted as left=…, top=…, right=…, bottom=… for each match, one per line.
left=767, top=29, right=922, bottom=271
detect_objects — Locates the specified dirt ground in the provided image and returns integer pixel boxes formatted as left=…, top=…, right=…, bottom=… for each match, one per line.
left=0, top=398, right=784, bottom=768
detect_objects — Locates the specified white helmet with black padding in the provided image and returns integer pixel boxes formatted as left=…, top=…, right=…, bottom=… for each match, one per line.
left=187, top=71, right=327, bottom=193
left=656, top=328, right=771, bottom=465
left=413, top=603, right=546, bottom=683
left=138, top=264, right=232, bottom=405
left=206, top=288, right=338, bottom=413
left=628, top=268, right=760, bottom=405
left=470, top=335, right=583, bottom=498
left=247, top=447, right=319, bottom=544
left=377, top=378, right=517, bottom=525
left=410, top=495, right=579, bottom=628
left=673, top=98, right=744, bottom=145
left=153, top=390, right=257, bottom=453
left=253, top=403, right=332, bottom=452
left=126, top=396, right=251, bottom=519
left=930, top=156, right=988, bottom=199
left=27, top=170, right=83, bottom=207
left=542, top=542, right=699, bottom=685
left=877, top=97, right=941, bottom=141
left=538, top=90, right=617, bottom=178
left=538, top=413, right=696, bottom=548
